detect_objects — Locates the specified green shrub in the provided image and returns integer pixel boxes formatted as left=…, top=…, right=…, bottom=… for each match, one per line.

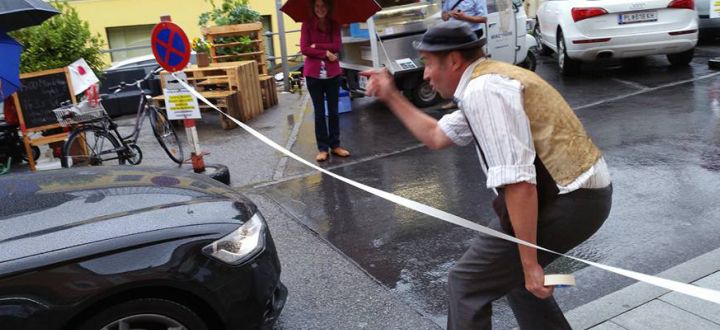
left=10, top=1, right=105, bottom=75
left=198, top=0, right=262, bottom=27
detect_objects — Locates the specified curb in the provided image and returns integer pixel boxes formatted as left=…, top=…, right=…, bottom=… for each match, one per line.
left=566, top=247, right=720, bottom=329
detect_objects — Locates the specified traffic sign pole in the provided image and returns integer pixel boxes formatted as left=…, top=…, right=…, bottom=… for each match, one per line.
left=157, top=15, right=205, bottom=173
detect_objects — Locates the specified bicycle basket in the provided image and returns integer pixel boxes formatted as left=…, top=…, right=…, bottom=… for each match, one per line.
left=53, top=100, right=107, bottom=127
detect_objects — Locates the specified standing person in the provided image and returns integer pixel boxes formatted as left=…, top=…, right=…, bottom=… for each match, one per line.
left=442, top=0, right=487, bottom=38
left=362, top=21, right=612, bottom=329
left=301, top=0, right=351, bottom=162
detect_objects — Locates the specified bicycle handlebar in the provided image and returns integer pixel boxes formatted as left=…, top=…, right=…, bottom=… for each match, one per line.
left=108, top=65, right=163, bottom=94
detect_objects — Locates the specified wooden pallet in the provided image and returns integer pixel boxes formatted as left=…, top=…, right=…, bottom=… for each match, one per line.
left=259, top=75, right=278, bottom=109
left=202, top=22, right=268, bottom=75
left=153, top=90, right=239, bottom=130
left=230, top=61, right=264, bottom=121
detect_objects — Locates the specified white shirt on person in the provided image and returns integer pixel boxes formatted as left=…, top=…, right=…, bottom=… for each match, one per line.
left=437, top=58, right=611, bottom=194
left=442, top=0, right=487, bottom=32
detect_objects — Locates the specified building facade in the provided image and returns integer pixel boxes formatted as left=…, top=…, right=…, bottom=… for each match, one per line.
left=67, top=0, right=302, bottom=68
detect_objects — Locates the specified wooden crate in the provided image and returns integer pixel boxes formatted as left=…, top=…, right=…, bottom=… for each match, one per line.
left=202, top=22, right=268, bottom=75
left=259, top=74, right=278, bottom=109
left=158, top=61, right=264, bottom=124
left=232, top=61, right=264, bottom=121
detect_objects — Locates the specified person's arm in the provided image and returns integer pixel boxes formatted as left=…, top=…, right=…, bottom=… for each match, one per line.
left=450, top=0, right=487, bottom=23
left=449, top=10, right=487, bottom=23
left=361, top=69, right=453, bottom=150
left=464, top=75, right=549, bottom=298
left=503, top=182, right=553, bottom=299
left=312, top=24, right=342, bottom=53
left=300, top=22, right=329, bottom=59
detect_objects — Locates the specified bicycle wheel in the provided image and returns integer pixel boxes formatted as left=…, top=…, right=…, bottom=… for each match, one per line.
left=62, top=126, right=125, bottom=168
left=149, top=107, right=184, bottom=165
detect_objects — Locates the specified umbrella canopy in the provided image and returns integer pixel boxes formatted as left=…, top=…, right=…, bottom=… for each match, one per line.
left=0, top=0, right=59, bottom=32
left=0, top=31, right=22, bottom=100
left=281, top=0, right=382, bottom=24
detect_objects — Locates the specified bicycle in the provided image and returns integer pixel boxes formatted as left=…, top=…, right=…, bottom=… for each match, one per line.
left=55, top=67, right=184, bottom=168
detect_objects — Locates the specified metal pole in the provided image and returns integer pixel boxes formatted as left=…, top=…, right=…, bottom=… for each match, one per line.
left=367, top=17, right=380, bottom=68
left=275, top=0, right=291, bottom=92
left=161, top=14, right=205, bottom=173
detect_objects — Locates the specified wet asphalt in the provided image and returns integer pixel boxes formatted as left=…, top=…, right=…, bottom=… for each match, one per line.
left=255, top=43, right=720, bottom=328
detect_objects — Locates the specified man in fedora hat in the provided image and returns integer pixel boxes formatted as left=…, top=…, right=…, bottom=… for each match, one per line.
left=362, top=21, right=612, bottom=329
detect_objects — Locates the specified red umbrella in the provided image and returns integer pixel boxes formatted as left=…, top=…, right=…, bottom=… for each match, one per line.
left=281, top=0, right=382, bottom=24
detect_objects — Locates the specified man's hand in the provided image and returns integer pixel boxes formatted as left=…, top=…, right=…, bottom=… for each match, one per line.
left=523, top=262, right=554, bottom=299
left=360, top=68, right=400, bottom=102
left=311, top=43, right=316, bottom=48
left=326, top=50, right=338, bottom=62
left=442, top=11, right=450, bottom=21
left=449, top=9, right=466, bottom=20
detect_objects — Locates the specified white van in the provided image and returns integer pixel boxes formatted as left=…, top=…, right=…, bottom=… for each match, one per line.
left=340, top=0, right=537, bottom=107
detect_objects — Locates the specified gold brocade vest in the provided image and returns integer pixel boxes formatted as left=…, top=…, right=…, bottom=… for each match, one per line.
left=469, top=60, right=602, bottom=186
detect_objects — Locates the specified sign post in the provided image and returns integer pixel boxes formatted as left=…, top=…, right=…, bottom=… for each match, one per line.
left=151, top=16, right=205, bottom=173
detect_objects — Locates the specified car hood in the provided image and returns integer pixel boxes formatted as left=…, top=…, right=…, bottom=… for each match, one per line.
left=0, top=167, right=256, bottom=264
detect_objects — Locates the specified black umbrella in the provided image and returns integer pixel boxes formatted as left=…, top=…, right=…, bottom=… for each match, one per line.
left=0, top=0, right=60, bottom=32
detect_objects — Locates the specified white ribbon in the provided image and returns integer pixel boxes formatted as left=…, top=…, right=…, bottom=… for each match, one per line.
left=172, top=73, right=720, bottom=305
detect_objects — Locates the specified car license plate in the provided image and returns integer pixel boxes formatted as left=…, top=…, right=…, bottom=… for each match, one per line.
left=358, top=75, right=368, bottom=90
left=618, top=10, right=657, bottom=25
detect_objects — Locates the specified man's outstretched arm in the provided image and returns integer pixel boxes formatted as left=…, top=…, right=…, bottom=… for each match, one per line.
left=361, top=69, right=453, bottom=150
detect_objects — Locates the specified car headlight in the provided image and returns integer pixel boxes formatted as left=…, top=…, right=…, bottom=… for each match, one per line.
left=202, top=213, right=266, bottom=265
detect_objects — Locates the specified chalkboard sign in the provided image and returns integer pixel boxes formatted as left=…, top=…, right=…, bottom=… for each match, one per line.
left=15, top=68, right=75, bottom=131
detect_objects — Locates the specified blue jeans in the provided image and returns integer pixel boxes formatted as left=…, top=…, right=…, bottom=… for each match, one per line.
left=306, top=76, right=340, bottom=152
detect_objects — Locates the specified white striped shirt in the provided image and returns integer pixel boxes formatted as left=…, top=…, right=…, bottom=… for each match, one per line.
left=438, top=58, right=611, bottom=194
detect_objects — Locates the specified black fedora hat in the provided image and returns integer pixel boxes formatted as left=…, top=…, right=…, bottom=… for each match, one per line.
left=413, top=21, right=486, bottom=52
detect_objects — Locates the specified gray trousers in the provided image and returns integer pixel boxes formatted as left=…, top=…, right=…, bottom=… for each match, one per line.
left=447, top=185, right=613, bottom=330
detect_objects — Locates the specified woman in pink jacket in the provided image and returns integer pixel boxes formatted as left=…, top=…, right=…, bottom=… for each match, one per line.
left=301, top=0, right=350, bottom=162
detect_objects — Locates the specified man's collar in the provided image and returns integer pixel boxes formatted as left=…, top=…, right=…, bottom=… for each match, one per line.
left=453, top=57, right=486, bottom=104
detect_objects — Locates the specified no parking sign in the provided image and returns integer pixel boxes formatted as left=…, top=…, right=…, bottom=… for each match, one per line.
left=151, top=22, right=191, bottom=73
left=151, top=21, right=200, bottom=119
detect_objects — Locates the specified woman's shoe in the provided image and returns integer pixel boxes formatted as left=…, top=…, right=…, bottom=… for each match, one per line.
left=315, top=151, right=329, bottom=162
left=331, top=147, right=350, bottom=157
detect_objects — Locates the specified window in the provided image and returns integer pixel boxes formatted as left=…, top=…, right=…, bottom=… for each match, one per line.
left=106, top=24, right=155, bottom=62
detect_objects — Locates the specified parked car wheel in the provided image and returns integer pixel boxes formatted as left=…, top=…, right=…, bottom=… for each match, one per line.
left=557, top=31, right=581, bottom=76
left=533, top=23, right=552, bottom=56
left=77, top=298, right=208, bottom=330
left=409, top=80, right=442, bottom=108
left=667, top=48, right=694, bottom=66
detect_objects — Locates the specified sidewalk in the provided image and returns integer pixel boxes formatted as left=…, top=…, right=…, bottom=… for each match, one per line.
left=566, top=247, right=720, bottom=330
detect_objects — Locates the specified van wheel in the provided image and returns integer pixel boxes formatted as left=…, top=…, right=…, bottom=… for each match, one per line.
left=667, top=48, right=694, bottom=66
left=519, top=48, right=537, bottom=71
left=557, top=31, right=580, bottom=76
left=410, top=81, right=442, bottom=108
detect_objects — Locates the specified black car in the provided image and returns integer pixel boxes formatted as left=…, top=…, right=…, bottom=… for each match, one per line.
left=0, top=167, right=287, bottom=329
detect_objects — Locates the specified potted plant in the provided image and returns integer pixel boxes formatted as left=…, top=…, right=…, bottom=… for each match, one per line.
left=192, top=37, right=212, bottom=67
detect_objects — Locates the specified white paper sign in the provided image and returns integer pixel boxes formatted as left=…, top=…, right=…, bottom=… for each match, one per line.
left=162, top=72, right=201, bottom=120
left=68, top=58, right=99, bottom=95
left=712, top=0, right=720, bottom=19
left=163, top=89, right=201, bottom=120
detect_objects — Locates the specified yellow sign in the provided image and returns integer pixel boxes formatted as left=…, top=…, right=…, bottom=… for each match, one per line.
left=163, top=89, right=201, bottom=120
